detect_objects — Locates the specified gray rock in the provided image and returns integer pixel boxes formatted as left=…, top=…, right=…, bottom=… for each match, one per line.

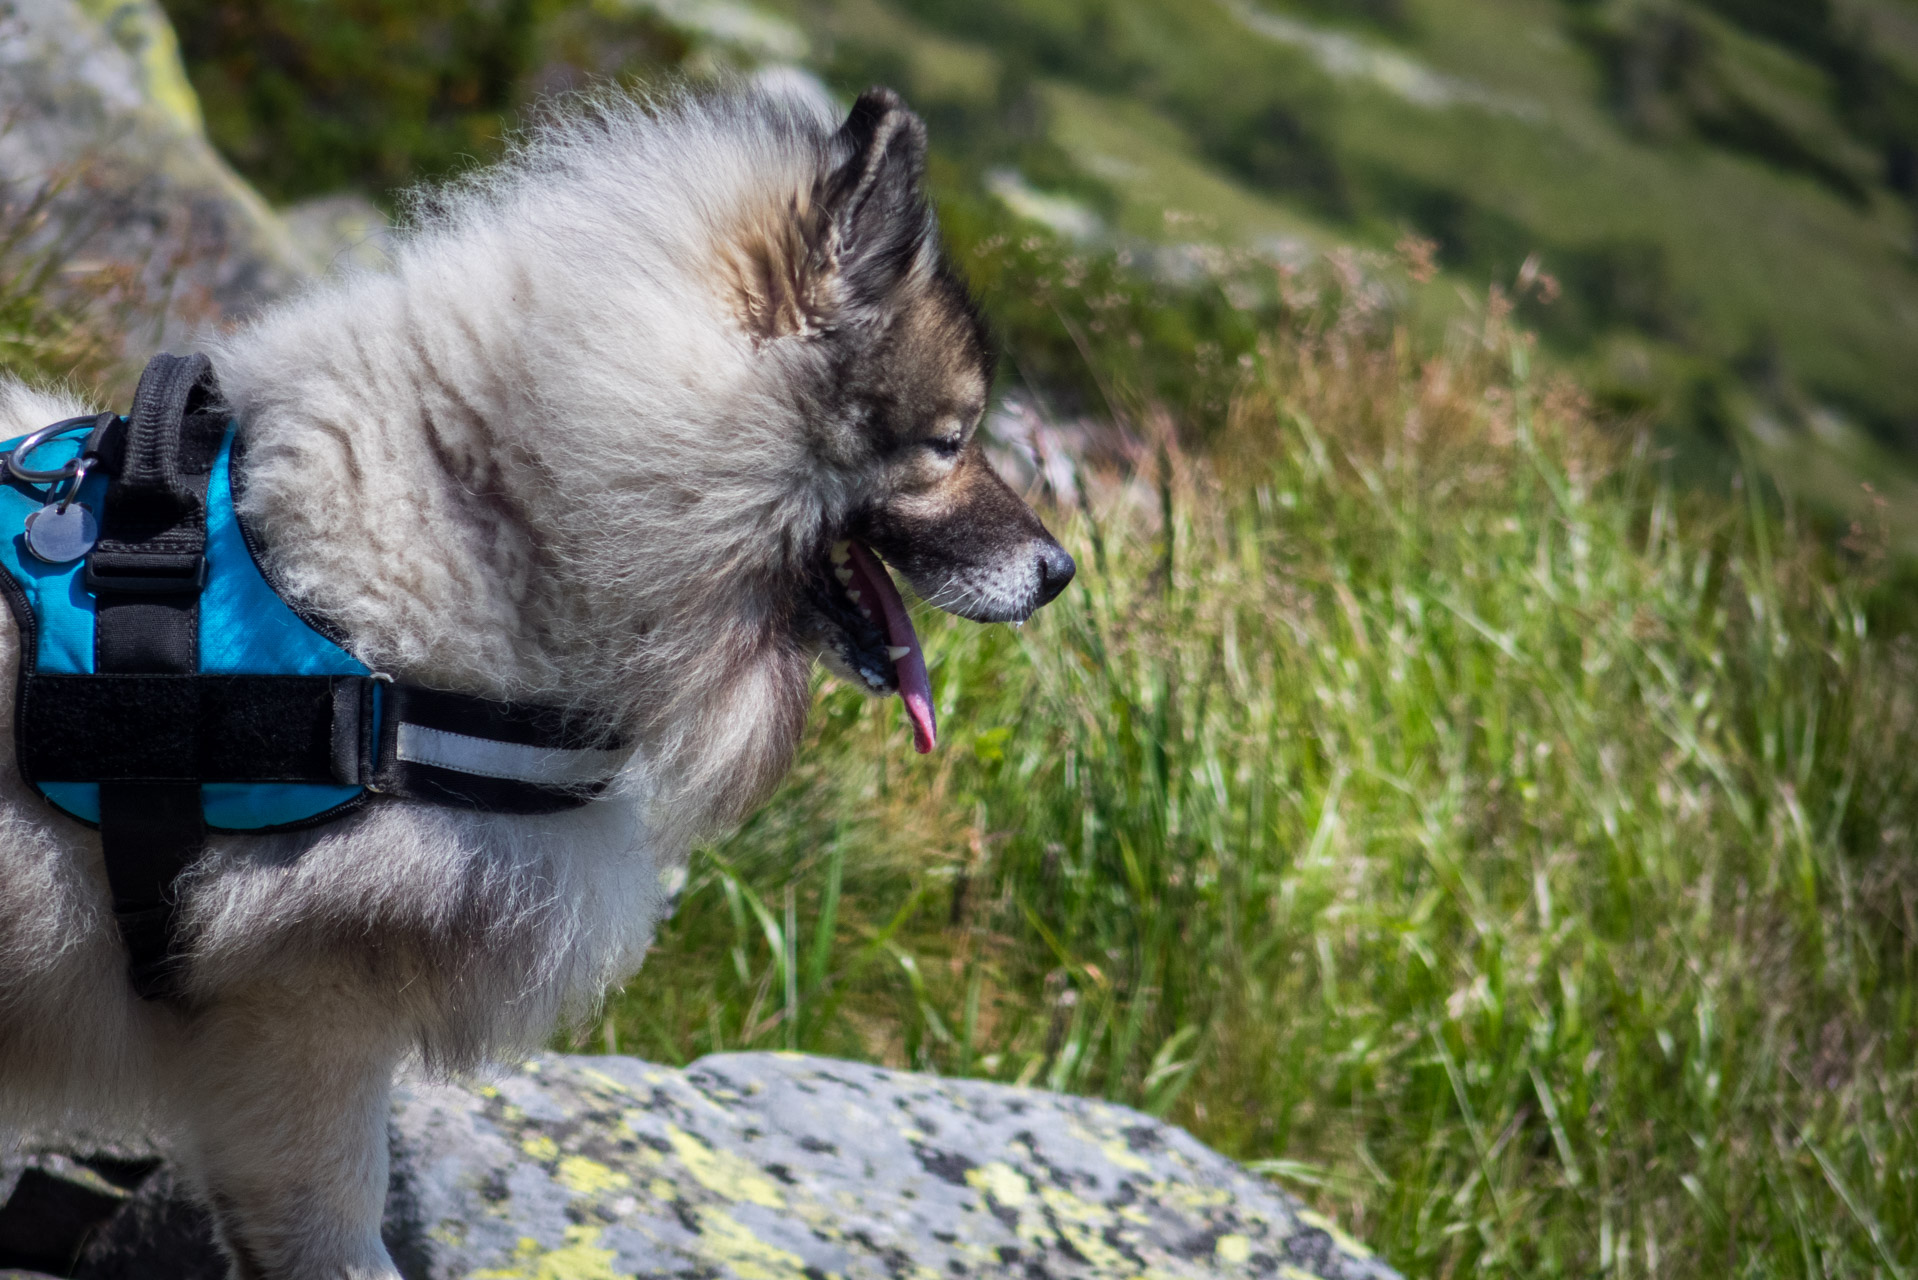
left=3, top=1054, right=1398, bottom=1279
left=383, top=1053, right=1397, bottom=1279
left=0, top=0, right=313, bottom=332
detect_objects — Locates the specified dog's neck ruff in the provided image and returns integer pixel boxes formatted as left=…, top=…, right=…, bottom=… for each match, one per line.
left=0, top=354, right=629, bottom=1000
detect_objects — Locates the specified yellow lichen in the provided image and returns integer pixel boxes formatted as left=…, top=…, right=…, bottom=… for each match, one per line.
left=556, top=1155, right=631, bottom=1196
left=1037, top=1186, right=1129, bottom=1272
left=1296, top=1209, right=1371, bottom=1260
left=579, top=1067, right=636, bottom=1097
left=1283, top=1267, right=1328, bottom=1280
left=521, top=1135, right=560, bottom=1163
left=1215, top=1233, right=1253, bottom=1264
left=470, top=1228, right=631, bottom=1280
left=1144, top=1179, right=1233, bottom=1213
left=1099, top=1137, right=1154, bottom=1175
left=964, top=1161, right=1032, bottom=1208
left=667, top=1125, right=787, bottom=1208
left=692, top=1205, right=819, bottom=1280
left=1059, top=1117, right=1154, bottom=1178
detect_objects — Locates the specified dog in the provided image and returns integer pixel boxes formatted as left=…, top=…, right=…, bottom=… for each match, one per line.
left=0, top=81, right=1073, bottom=1277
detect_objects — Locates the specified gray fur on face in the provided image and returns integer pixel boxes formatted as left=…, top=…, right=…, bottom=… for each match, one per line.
left=0, top=84, right=1069, bottom=1278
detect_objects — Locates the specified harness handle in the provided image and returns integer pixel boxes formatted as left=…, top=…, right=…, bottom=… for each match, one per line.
left=89, top=354, right=227, bottom=1000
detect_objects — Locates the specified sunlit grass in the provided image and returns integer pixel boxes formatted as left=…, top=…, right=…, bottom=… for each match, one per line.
left=604, top=302, right=1918, bottom=1275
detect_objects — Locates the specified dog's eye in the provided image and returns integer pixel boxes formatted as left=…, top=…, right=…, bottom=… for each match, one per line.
left=927, top=435, right=964, bottom=458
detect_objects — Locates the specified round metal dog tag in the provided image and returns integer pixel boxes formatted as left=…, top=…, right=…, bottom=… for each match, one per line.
left=24, top=503, right=98, bottom=564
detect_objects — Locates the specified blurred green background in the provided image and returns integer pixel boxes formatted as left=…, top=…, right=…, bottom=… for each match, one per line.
left=12, top=0, right=1918, bottom=1275
left=160, top=0, right=1918, bottom=538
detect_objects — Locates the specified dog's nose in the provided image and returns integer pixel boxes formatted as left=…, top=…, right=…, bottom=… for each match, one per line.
left=1034, top=542, right=1076, bottom=606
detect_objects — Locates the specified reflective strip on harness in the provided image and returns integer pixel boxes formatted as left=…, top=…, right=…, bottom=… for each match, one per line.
left=368, top=681, right=625, bottom=813
left=395, top=722, right=628, bottom=788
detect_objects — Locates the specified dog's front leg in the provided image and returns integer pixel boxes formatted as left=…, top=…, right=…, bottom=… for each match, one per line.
left=174, top=986, right=405, bottom=1280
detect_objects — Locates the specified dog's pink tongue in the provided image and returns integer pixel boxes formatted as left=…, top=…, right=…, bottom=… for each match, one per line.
left=846, top=541, right=936, bottom=753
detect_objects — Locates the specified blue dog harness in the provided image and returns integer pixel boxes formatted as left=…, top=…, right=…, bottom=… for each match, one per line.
left=0, top=355, right=627, bottom=999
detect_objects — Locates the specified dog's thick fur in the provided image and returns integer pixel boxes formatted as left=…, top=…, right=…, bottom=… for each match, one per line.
left=0, top=83, right=1070, bottom=1278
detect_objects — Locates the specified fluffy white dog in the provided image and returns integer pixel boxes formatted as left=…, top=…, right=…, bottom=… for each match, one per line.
left=0, top=82, right=1072, bottom=1278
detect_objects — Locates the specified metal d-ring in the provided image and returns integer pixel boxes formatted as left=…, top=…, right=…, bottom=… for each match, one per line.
left=54, top=456, right=93, bottom=512
left=6, top=414, right=107, bottom=485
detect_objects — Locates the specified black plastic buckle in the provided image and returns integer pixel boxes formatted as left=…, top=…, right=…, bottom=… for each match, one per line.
left=84, top=552, right=209, bottom=597
left=80, top=412, right=124, bottom=474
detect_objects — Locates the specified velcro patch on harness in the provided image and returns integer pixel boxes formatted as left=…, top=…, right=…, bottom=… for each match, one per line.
left=20, top=673, right=369, bottom=785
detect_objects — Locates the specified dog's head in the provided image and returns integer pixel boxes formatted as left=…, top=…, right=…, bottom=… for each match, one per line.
left=731, top=88, right=1074, bottom=752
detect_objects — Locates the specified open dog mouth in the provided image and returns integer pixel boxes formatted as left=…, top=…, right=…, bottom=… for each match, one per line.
left=808, top=539, right=937, bottom=754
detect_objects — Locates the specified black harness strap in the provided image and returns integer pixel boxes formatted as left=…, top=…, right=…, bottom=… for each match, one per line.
left=20, top=674, right=370, bottom=785
left=20, top=674, right=618, bottom=810
left=9, top=354, right=629, bottom=1003
left=86, top=354, right=225, bottom=999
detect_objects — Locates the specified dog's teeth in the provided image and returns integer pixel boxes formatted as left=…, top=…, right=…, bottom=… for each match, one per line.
left=847, top=589, right=861, bottom=603
left=886, top=645, right=912, bottom=660
left=830, top=541, right=851, bottom=566
left=859, top=607, right=872, bottom=619
left=834, top=567, right=854, bottom=584
left=864, top=671, right=885, bottom=687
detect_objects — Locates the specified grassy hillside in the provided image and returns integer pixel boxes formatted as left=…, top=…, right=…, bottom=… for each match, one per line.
left=157, top=0, right=1918, bottom=539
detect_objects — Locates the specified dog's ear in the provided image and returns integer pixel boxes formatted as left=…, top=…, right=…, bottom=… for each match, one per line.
left=723, top=88, right=937, bottom=341
left=816, top=88, right=936, bottom=313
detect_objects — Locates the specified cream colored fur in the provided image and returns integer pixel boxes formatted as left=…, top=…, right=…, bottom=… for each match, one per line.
left=0, top=83, right=980, bottom=1278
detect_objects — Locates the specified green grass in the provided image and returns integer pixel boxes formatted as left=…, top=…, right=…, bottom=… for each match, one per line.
left=601, top=274, right=1918, bottom=1274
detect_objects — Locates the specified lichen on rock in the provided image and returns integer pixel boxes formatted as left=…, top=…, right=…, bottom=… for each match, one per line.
left=384, top=1053, right=1400, bottom=1280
